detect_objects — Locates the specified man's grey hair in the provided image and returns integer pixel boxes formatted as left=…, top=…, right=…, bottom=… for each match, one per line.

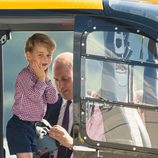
left=53, top=52, right=73, bottom=70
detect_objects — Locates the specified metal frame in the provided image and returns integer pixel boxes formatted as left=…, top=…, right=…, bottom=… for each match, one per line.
left=0, top=30, right=10, bottom=158
left=73, top=15, right=158, bottom=157
left=0, top=1, right=158, bottom=157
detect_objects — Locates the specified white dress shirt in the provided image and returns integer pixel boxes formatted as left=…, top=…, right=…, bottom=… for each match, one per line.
left=53, top=99, right=73, bottom=158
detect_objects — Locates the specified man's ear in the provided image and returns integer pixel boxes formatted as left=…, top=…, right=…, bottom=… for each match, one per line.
left=25, top=51, right=31, bottom=61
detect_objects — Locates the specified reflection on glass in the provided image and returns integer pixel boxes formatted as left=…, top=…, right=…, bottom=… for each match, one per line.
left=86, top=104, right=106, bottom=141
left=85, top=102, right=158, bottom=149
left=82, top=58, right=158, bottom=106
left=133, top=66, right=158, bottom=106
left=83, top=58, right=158, bottom=148
left=143, top=66, right=158, bottom=105
left=101, top=62, right=128, bottom=102
left=109, top=0, right=158, bottom=23
left=87, top=31, right=157, bottom=64
left=83, top=22, right=158, bottom=151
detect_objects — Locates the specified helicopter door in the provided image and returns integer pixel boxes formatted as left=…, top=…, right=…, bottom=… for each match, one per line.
left=73, top=15, right=158, bottom=158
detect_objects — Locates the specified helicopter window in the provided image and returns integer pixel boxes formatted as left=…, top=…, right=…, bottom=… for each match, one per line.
left=81, top=29, right=158, bottom=151
left=81, top=58, right=158, bottom=107
left=85, top=31, right=158, bottom=106
left=84, top=100, right=158, bottom=149
left=108, top=0, right=158, bottom=23
left=81, top=58, right=158, bottom=149
left=86, top=31, right=158, bottom=63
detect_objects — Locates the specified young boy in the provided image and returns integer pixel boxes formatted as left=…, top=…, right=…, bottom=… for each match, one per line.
left=6, top=33, right=58, bottom=158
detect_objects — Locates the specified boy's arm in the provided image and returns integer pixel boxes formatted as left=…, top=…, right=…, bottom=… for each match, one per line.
left=17, top=69, right=47, bottom=102
left=45, top=80, right=58, bottom=104
left=44, top=68, right=58, bottom=104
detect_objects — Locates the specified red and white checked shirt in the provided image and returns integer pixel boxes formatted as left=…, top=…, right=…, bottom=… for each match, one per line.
left=12, top=66, right=57, bottom=121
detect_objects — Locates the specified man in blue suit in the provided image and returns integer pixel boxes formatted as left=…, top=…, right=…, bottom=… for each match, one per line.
left=42, top=52, right=73, bottom=158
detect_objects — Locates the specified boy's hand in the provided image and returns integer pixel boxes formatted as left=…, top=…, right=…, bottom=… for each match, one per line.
left=45, top=68, right=50, bottom=83
left=31, top=62, right=45, bottom=81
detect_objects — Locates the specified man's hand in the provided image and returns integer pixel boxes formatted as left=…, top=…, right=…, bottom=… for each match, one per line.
left=48, top=125, right=73, bottom=149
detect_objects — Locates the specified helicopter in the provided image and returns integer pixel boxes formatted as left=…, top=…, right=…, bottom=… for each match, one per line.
left=0, top=0, right=158, bottom=157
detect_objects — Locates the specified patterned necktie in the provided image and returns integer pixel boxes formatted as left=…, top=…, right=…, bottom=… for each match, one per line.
left=57, top=100, right=72, bottom=158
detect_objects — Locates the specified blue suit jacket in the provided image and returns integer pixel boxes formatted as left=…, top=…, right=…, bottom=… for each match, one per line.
left=44, top=95, right=73, bottom=158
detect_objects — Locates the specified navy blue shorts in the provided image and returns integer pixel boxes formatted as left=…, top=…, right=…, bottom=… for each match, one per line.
left=6, top=115, right=38, bottom=155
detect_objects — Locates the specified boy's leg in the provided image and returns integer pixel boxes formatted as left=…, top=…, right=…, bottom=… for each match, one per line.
left=6, top=115, right=38, bottom=156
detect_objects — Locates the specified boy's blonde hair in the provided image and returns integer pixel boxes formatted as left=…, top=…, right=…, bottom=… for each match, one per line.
left=25, top=33, right=56, bottom=53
